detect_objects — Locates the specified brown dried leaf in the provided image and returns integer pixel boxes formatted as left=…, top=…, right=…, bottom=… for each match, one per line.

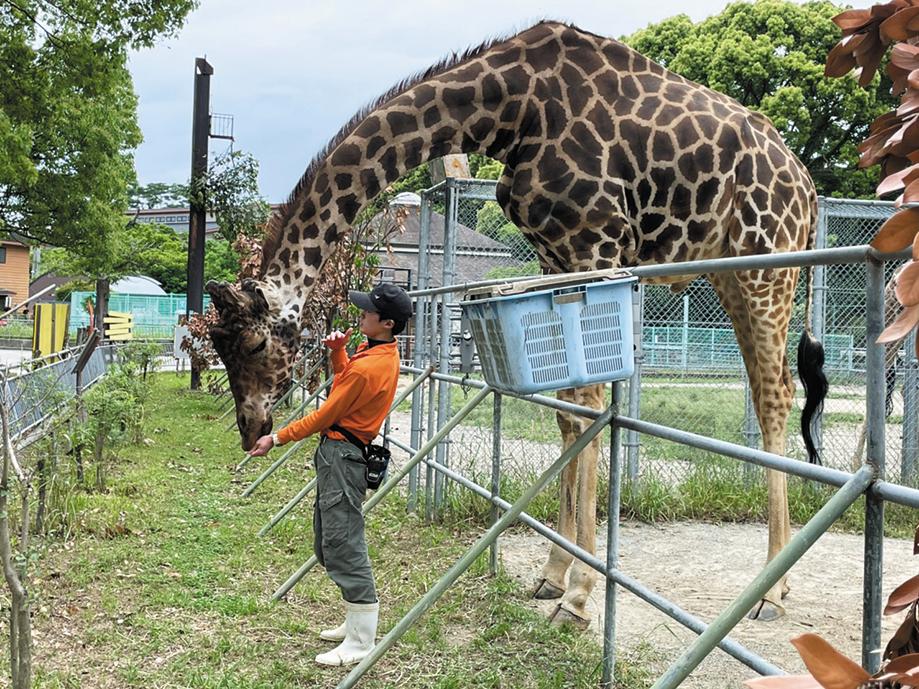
left=885, top=603, right=919, bottom=660
left=886, top=574, right=919, bottom=615
left=825, top=39, right=860, bottom=77
left=870, top=207, right=919, bottom=251
left=743, top=676, right=823, bottom=689
left=914, top=523, right=919, bottom=554
left=877, top=162, right=919, bottom=196
left=832, top=8, right=872, bottom=31
left=898, top=92, right=919, bottom=117
left=878, top=303, right=919, bottom=343
left=903, top=178, right=919, bottom=204
left=882, top=6, right=919, bottom=41
left=883, top=652, right=919, bottom=673
left=857, top=37, right=888, bottom=86
left=790, top=634, right=871, bottom=689
left=898, top=261, right=919, bottom=306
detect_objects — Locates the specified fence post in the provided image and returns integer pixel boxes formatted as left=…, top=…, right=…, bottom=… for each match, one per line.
left=812, top=197, right=828, bottom=459
left=626, top=283, right=643, bottom=483
left=409, top=190, right=434, bottom=512
left=902, top=330, right=917, bottom=484
left=601, top=381, right=624, bottom=688
left=489, top=392, right=502, bottom=576
left=862, top=255, right=887, bottom=672
left=434, top=180, right=458, bottom=513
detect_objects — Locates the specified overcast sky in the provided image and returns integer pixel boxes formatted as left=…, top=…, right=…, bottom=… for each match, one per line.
left=127, top=0, right=868, bottom=203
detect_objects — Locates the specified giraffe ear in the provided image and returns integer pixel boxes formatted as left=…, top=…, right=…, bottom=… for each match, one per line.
left=240, top=279, right=270, bottom=313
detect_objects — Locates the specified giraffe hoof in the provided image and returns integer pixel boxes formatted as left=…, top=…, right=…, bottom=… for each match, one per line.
left=549, top=603, right=591, bottom=631
left=747, top=599, right=785, bottom=622
left=532, top=578, right=565, bottom=600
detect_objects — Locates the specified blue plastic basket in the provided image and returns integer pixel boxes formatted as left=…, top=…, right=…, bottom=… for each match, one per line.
left=460, top=272, right=637, bottom=394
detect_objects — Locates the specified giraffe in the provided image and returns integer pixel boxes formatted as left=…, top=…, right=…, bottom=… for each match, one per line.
left=207, top=21, right=827, bottom=624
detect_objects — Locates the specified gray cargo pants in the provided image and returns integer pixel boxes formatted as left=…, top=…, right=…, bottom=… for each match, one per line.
left=313, top=438, right=377, bottom=604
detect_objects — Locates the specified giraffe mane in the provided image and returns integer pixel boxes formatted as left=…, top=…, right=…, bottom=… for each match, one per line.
left=260, top=19, right=570, bottom=275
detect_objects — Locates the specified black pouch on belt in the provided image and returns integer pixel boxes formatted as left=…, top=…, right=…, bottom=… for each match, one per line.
left=330, top=424, right=391, bottom=490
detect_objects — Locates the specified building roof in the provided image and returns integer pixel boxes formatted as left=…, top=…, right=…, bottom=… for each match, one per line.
left=111, top=275, right=167, bottom=295
left=383, top=206, right=514, bottom=254
left=367, top=204, right=526, bottom=288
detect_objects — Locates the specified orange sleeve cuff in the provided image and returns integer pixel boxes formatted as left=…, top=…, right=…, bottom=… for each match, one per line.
left=330, top=347, right=349, bottom=374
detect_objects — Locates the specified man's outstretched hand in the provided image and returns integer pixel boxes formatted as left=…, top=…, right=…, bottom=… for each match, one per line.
left=323, top=328, right=353, bottom=350
left=248, top=435, right=274, bottom=457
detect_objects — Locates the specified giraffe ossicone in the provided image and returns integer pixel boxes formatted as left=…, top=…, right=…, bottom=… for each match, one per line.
left=211, top=21, right=827, bottom=623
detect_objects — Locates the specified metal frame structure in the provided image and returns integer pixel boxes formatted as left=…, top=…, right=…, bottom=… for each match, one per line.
left=228, top=241, right=919, bottom=689
left=229, top=179, right=918, bottom=686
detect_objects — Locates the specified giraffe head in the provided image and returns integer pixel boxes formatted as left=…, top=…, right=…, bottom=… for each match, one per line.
left=205, top=278, right=303, bottom=451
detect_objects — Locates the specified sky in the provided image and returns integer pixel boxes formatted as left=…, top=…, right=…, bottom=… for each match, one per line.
left=127, top=0, right=864, bottom=203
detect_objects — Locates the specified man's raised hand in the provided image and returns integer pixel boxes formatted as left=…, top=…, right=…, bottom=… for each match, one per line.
left=323, top=328, right=353, bottom=350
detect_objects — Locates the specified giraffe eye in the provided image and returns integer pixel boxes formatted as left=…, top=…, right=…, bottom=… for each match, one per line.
left=249, top=339, right=267, bottom=355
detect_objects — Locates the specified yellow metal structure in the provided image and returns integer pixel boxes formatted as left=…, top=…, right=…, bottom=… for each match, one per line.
left=104, top=311, right=133, bottom=341
left=32, top=303, right=70, bottom=357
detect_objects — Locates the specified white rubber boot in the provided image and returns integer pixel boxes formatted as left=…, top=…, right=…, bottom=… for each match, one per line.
left=319, top=619, right=346, bottom=642
left=315, top=601, right=378, bottom=667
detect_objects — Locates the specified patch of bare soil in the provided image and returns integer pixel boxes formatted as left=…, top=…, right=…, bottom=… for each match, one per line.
left=499, top=521, right=917, bottom=688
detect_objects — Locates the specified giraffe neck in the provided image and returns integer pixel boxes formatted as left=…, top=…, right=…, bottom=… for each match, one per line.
left=260, top=22, right=603, bottom=307
left=259, top=20, right=732, bottom=309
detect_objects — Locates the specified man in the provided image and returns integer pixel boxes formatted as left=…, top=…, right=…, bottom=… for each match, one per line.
left=248, top=283, right=412, bottom=666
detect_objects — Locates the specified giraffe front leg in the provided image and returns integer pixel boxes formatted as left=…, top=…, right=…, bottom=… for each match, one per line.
left=534, top=394, right=581, bottom=601
left=748, top=372, right=794, bottom=622
left=549, top=385, right=604, bottom=631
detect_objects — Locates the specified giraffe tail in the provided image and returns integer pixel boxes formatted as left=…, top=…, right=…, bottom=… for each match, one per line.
left=798, top=327, right=827, bottom=465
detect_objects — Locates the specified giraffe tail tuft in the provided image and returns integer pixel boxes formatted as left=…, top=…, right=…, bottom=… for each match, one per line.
left=798, top=330, right=827, bottom=465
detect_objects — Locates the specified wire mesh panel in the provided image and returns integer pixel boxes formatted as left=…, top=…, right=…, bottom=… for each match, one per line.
left=69, top=292, right=212, bottom=338
left=817, top=199, right=907, bottom=480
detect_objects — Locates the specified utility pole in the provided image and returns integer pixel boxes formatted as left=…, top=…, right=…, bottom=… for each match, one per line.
left=187, top=57, right=213, bottom=390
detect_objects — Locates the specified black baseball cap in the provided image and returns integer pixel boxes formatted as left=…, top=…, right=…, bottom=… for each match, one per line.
left=349, top=283, right=413, bottom=322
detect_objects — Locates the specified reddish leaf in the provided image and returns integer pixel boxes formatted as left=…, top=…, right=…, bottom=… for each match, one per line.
left=870, top=207, right=919, bottom=252
left=885, top=603, right=919, bottom=660
left=914, top=523, right=919, bottom=555
left=790, top=634, right=871, bottom=689
left=898, top=92, right=919, bottom=117
left=886, top=573, right=919, bottom=615
left=833, top=8, right=872, bottom=31
left=883, top=652, right=919, bottom=673
left=743, top=676, right=823, bottom=689
left=877, top=162, right=919, bottom=196
left=882, top=6, right=919, bottom=40
left=901, top=177, right=919, bottom=204
left=825, top=41, right=859, bottom=77
left=878, top=303, right=919, bottom=343
left=897, top=261, right=919, bottom=306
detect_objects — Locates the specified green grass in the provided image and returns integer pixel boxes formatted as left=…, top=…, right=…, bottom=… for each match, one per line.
left=14, top=373, right=655, bottom=689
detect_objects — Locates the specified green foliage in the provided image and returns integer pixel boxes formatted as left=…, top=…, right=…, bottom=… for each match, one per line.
left=0, top=0, right=198, bottom=274
left=624, top=0, right=895, bottom=198
left=195, top=150, right=270, bottom=242
left=129, top=181, right=189, bottom=209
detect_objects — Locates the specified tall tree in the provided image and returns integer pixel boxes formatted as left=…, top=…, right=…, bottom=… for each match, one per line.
left=626, top=0, right=896, bottom=198
left=0, top=0, right=197, bottom=274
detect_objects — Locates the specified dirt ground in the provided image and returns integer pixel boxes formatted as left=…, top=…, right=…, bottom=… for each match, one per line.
left=498, top=521, right=917, bottom=688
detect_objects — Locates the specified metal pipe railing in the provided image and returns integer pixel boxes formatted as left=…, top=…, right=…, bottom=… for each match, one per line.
left=381, top=433, right=783, bottom=678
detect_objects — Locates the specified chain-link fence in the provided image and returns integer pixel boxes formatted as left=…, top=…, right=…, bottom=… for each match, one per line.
left=405, top=180, right=910, bottom=508
left=69, top=292, right=212, bottom=339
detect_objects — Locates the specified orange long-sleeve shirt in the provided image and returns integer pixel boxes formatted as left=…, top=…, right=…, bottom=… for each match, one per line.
left=276, top=339, right=400, bottom=446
